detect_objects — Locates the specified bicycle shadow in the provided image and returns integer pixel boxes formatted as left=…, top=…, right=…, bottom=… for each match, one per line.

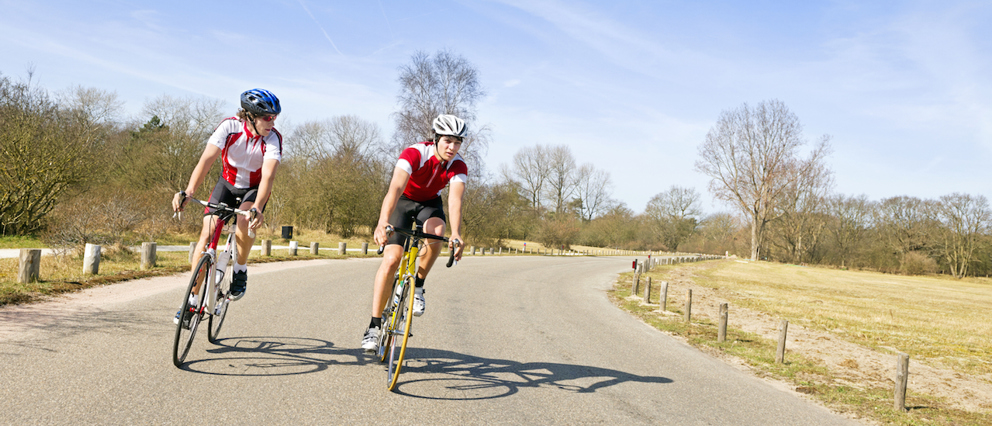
left=390, top=347, right=673, bottom=400
left=178, top=335, right=371, bottom=376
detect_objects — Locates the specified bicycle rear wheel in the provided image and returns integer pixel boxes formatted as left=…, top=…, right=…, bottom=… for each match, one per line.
left=173, top=255, right=210, bottom=367
left=207, top=259, right=231, bottom=343
left=387, top=277, right=415, bottom=391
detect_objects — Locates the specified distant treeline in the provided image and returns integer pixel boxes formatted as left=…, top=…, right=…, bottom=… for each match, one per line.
left=3, top=65, right=990, bottom=278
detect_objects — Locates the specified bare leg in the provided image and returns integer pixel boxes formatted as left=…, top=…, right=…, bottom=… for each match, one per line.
left=416, top=217, right=447, bottom=279
left=371, top=245, right=404, bottom=317
left=235, top=201, right=256, bottom=264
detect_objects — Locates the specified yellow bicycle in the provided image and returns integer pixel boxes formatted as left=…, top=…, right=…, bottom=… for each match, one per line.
left=375, top=224, right=458, bottom=391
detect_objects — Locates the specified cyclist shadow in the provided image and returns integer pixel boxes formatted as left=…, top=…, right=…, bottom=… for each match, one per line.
left=391, top=347, right=673, bottom=400
left=180, top=335, right=370, bottom=376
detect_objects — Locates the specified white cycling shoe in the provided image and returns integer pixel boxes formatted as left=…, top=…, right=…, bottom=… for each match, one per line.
left=413, top=288, right=426, bottom=317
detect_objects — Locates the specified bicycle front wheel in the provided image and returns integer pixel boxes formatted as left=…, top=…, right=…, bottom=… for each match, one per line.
left=173, top=256, right=210, bottom=367
left=207, top=259, right=232, bottom=343
left=387, top=277, right=415, bottom=391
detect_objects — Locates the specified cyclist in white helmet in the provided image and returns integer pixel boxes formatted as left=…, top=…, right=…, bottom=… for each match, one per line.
left=361, top=114, right=468, bottom=352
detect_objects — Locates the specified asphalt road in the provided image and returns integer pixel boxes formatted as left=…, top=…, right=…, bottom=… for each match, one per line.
left=0, top=256, right=858, bottom=425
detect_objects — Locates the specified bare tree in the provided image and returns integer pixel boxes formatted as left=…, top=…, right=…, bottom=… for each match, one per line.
left=770, top=151, right=834, bottom=263
left=0, top=74, right=102, bottom=235
left=934, top=193, right=990, bottom=278
left=290, top=116, right=386, bottom=170
left=874, top=196, right=939, bottom=258
left=393, top=49, right=488, bottom=173
left=140, top=95, right=226, bottom=193
left=825, top=194, right=874, bottom=268
left=695, top=99, right=831, bottom=261
left=544, top=145, right=578, bottom=216
left=645, top=186, right=702, bottom=251
left=59, top=86, right=123, bottom=126
left=502, top=144, right=552, bottom=211
left=573, top=164, right=614, bottom=221
left=281, top=116, right=388, bottom=236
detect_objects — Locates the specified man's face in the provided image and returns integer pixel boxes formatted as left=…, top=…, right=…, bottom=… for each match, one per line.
left=254, top=114, right=277, bottom=136
left=436, top=135, right=463, bottom=161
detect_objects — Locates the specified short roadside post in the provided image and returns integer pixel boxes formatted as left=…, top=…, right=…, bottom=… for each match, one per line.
left=776, top=320, right=789, bottom=363
left=83, top=244, right=101, bottom=275
left=19, top=249, right=41, bottom=283
left=718, top=303, right=728, bottom=342
left=894, top=353, right=910, bottom=411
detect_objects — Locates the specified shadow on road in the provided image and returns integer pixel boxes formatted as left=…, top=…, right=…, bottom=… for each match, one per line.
left=173, top=335, right=671, bottom=400
left=391, top=347, right=674, bottom=400
left=179, top=335, right=370, bottom=375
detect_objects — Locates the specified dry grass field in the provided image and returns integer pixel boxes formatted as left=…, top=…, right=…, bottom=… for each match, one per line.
left=694, top=260, right=991, bottom=376
left=613, top=258, right=992, bottom=425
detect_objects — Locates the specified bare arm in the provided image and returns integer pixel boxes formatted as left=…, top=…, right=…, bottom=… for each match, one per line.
left=374, top=167, right=411, bottom=246
left=447, top=180, right=465, bottom=260
left=248, top=158, right=279, bottom=229
left=173, top=144, right=222, bottom=211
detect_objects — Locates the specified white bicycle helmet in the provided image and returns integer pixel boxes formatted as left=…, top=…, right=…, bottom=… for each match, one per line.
left=432, top=114, right=468, bottom=139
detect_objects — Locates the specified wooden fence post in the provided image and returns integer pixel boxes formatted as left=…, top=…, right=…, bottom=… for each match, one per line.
left=18, top=249, right=41, bottom=283
left=140, top=242, right=156, bottom=270
left=632, top=273, right=640, bottom=295
left=718, top=303, right=728, bottom=342
left=684, top=288, right=692, bottom=323
left=188, top=242, right=196, bottom=263
left=339, top=242, right=346, bottom=255
left=644, top=277, right=652, bottom=303
left=362, top=242, right=369, bottom=255
left=83, top=244, right=101, bottom=275
left=776, top=320, right=789, bottom=363
left=894, top=353, right=910, bottom=411
left=262, top=240, right=272, bottom=256
left=659, top=281, right=668, bottom=312
left=311, top=242, right=319, bottom=255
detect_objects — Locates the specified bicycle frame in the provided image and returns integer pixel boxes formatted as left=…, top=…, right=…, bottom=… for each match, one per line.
left=200, top=214, right=234, bottom=314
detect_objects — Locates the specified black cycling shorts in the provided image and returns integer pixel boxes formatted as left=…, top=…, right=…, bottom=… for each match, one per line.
left=204, top=178, right=262, bottom=215
left=387, top=195, right=446, bottom=247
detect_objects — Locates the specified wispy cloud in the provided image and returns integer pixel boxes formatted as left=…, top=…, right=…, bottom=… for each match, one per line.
left=299, top=0, right=344, bottom=56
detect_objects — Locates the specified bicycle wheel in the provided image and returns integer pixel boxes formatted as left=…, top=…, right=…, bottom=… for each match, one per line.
left=387, top=277, right=415, bottom=391
left=207, top=257, right=231, bottom=343
left=377, top=275, right=403, bottom=363
left=173, top=255, right=210, bottom=367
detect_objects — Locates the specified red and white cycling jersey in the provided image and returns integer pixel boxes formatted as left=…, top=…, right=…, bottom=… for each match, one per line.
left=207, top=117, right=283, bottom=188
left=396, top=141, right=468, bottom=202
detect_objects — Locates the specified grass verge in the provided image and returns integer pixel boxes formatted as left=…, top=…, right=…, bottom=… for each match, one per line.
left=609, top=260, right=991, bottom=426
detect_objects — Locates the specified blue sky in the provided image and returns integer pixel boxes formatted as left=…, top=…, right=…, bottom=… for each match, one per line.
left=3, top=0, right=991, bottom=214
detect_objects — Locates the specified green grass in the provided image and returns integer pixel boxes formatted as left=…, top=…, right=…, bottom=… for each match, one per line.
left=609, top=260, right=992, bottom=426
left=0, top=235, right=46, bottom=249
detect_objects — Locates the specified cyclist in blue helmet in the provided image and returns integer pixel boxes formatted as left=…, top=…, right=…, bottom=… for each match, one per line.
left=171, top=88, right=284, bottom=314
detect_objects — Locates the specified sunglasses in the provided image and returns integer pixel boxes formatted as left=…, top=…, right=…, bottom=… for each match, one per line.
left=257, top=115, right=277, bottom=122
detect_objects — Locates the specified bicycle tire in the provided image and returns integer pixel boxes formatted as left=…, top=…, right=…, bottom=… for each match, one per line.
left=387, top=276, right=415, bottom=391
left=173, top=255, right=210, bottom=367
left=377, top=257, right=407, bottom=363
left=207, top=258, right=231, bottom=343
left=377, top=283, right=399, bottom=363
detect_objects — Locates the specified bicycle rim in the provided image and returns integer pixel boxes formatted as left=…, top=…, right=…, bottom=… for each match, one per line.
left=377, top=293, right=396, bottom=364
left=387, top=279, right=415, bottom=391
left=207, top=259, right=232, bottom=343
left=173, top=256, right=210, bottom=367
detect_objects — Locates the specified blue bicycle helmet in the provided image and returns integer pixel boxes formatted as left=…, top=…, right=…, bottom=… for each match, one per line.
left=240, top=88, right=281, bottom=116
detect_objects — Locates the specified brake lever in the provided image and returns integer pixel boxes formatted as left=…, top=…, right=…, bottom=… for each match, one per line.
left=446, top=239, right=461, bottom=268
